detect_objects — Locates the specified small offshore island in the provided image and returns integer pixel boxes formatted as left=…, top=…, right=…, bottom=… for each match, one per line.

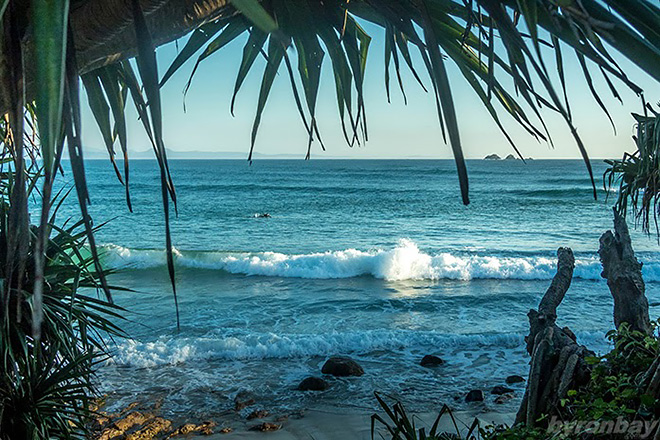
left=484, top=153, right=533, bottom=160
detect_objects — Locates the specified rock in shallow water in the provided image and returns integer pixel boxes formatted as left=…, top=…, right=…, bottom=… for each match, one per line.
left=298, top=376, right=330, bottom=391
left=420, top=355, right=444, bottom=367
left=491, top=385, right=514, bottom=395
left=505, top=375, right=525, bottom=385
left=465, top=390, right=484, bottom=402
left=495, top=393, right=515, bottom=404
left=246, top=409, right=269, bottom=420
left=234, top=390, right=256, bottom=411
left=321, top=356, right=364, bottom=377
left=249, top=422, right=281, bottom=432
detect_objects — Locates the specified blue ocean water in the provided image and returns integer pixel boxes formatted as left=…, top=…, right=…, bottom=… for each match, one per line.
left=60, top=159, right=660, bottom=418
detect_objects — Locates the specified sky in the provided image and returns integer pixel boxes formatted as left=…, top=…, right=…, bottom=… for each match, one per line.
left=81, top=21, right=659, bottom=160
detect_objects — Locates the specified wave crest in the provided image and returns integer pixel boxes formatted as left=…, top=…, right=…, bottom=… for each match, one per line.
left=101, top=240, right=660, bottom=282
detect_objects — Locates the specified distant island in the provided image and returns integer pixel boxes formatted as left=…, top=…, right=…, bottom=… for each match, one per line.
left=484, top=154, right=533, bottom=160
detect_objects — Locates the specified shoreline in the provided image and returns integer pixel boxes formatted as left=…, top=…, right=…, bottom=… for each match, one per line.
left=92, top=398, right=516, bottom=439
left=201, top=408, right=515, bottom=439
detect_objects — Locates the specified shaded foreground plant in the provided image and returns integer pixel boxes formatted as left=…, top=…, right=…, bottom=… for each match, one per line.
left=0, top=155, right=126, bottom=438
left=372, top=392, right=481, bottom=440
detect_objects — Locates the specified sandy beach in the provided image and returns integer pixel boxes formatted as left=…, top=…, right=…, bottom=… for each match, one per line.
left=193, top=408, right=515, bottom=439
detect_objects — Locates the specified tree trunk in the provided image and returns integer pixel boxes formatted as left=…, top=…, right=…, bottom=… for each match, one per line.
left=515, top=247, right=593, bottom=427
left=598, top=209, right=652, bottom=335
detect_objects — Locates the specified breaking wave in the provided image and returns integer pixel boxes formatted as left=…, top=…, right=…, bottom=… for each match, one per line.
left=101, top=239, right=660, bottom=282
left=108, top=329, right=609, bottom=368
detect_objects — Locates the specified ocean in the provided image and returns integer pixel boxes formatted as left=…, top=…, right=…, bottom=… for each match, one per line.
left=58, top=159, right=660, bottom=420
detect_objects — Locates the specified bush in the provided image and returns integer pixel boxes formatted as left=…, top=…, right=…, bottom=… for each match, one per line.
left=0, top=166, right=125, bottom=439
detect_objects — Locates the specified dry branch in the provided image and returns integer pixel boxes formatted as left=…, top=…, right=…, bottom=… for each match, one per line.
left=516, top=247, right=592, bottom=427
left=599, top=208, right=652, bottom=335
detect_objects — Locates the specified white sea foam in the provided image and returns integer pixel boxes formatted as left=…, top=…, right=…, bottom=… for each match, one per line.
left=108, top=329, right=608, bottom=368
left=101, top=240, right=660, bottom=282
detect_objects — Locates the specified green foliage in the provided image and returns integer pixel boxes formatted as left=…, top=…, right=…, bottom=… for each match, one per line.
left=372, top=392, right=481, bottom=440
left=160, top=0, right=660, bottom=203
left=560, top=321, right=660, bottom=423
left=605, top=109, right=660, bottom=235
left=481, top=424, right=548, bottom=440
left=0, top=154, right=126, bottom=439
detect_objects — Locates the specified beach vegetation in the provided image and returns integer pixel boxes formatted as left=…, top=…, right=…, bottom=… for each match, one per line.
left=0, top=147, right=125, bottom=438
left=605, top=108, right=660, bottom=235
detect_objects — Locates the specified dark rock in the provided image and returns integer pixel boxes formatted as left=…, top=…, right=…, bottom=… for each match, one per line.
left=491, top=385, right=514, bottom=395
left=505, top=375, right=525, bottom=385
left=420, top=355, right=444, bottom=367
left=504, top=154, right=518, bottom=160
left=495, top=393, right=515, bottom=404
left=249, top=422, right=281, bottom=432
left=234, top=391, right=256, bottom=411
left=465, top=390, right=484, bottom=402
left=484, top=154, right=501, bottom=160
left=321, top=356, right=364, bottom=377
left=297, top=376, right=330, bottom=391
left=246, top=410, right=269, bottom=420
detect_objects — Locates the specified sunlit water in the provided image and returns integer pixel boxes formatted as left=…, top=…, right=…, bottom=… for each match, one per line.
left=54, top=159, right=660, bottom=419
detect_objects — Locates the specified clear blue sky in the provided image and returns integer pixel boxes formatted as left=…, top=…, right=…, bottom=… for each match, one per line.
left=81, top=21, right=658, bottom=160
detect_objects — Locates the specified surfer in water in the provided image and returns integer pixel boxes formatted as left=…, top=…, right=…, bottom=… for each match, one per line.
left=256, top=213, right=271, bottom=218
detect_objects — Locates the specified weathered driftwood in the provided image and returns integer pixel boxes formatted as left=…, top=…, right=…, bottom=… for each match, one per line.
left=599, top=209, right=652, bottom=335
left=515, top=248, right=592, bottom=426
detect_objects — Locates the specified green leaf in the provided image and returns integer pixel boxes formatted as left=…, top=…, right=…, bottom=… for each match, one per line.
left=230, top=0, right=278, bottom=33
left=32, top=0, right=70, bottom=173
left=81, top=73, right=124, bottom=183
left=130, top=0, right=180, bottom=329
left=249, top=38, right=286, bottom=161
left=160, top=19, right=229, bottom=87
left=231, top=27, right=268, bottom=115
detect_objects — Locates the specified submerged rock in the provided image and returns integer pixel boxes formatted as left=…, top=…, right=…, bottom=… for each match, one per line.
left=246, top=409, right=270, bottom=420
left=170, top=421, right=217, bottom=437
left=505, top=375, right=525, bottom=384
left=297, top=376, right=330, bottom=391
left=321, top=356, right=364, bottom=377
left=420, top=355, right=444, bottom=367
left=465, top=390, right=484, bottom=402
left=495, top=393, right=515, bottom=404
left=124, top=417, right=171, bottom=440
left=484, top=154, right=501, bottom=160
left=234, top=390, right=256, bottom=411
left=249, top=422, right=281, bottom=432
left=491, top=385, right=514, bottom=395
